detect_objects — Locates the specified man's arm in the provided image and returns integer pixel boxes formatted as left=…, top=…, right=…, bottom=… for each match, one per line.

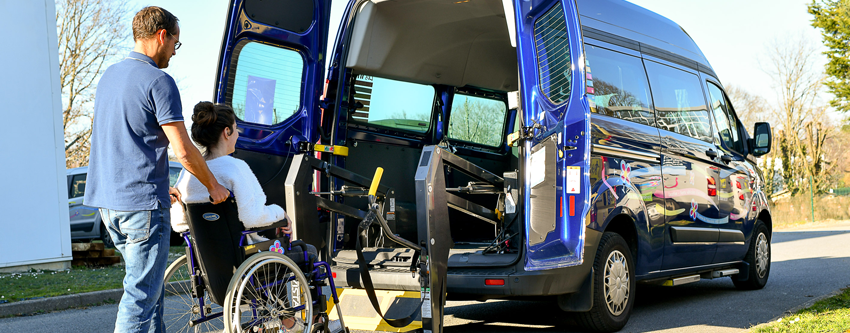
left=162, top=122, right=229, bottom=204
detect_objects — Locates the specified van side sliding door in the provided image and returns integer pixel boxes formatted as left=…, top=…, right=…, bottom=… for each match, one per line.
left=643, top=60, right=722, bottom=270
left=513, top=0, right=587, bottom=271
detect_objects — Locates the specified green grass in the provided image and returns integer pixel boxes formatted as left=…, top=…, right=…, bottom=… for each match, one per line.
left=751, top=287, right=850, bottom=332
left=0, top=246, right=188, bottom=304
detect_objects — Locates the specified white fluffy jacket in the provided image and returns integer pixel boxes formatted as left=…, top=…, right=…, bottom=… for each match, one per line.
left=170, top=156, right=285, bottom=244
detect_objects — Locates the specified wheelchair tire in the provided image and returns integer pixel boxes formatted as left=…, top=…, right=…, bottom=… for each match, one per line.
left=223, top=251, right=313, bottom=333
left=162, top=254, right=225, bottom=332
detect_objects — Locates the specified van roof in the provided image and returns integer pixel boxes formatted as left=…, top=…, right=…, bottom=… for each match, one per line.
left=576, top=0, right=713, bottom=73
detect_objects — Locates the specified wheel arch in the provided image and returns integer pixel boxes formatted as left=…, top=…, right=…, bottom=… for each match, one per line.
left=601, top=213, right=639, bottom=263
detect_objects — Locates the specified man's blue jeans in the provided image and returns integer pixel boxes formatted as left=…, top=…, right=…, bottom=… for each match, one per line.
left=100, top=203, right=171, bottom=333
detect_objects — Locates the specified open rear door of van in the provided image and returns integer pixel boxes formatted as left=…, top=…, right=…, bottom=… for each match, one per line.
left=213, top=0, right=331, bottom=247
left=513, top=0, right=589, bottom=271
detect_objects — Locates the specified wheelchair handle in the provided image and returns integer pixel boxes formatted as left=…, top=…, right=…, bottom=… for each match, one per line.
left=209, top=190, right=235, bottom=203
left=368, top=167, right=384, bottom=197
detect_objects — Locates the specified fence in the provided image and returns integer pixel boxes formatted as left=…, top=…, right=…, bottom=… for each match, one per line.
left=771, top=194, right=850, bottom=226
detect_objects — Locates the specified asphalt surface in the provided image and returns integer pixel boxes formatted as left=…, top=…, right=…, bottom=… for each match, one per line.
left=2, top=223, right=849, bottom=333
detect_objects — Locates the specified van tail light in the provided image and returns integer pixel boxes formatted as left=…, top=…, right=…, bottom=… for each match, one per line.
left=739, top=194, right=744, bottom=200
left=707, top=177, right=717, bottom=197
left=736, top=181, right=742, bottom=189
left=485, top=279, right=505, bottom=286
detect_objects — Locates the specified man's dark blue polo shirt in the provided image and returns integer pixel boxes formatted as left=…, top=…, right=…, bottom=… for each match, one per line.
left=85, top=52, right=183, bottom=211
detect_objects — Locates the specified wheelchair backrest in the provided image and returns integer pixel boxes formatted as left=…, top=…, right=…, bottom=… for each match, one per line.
left=184, top=198, right=245, bottom=306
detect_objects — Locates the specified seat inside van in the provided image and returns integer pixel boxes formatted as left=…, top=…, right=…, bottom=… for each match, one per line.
left=332, top=0, right=522, bottom=268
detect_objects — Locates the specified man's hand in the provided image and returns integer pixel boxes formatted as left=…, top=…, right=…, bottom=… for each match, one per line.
left=162, top=122, right=228, bottom=204
left=169, top=187, right=182, bottom=205
left=208, top=183, right=229, bottom=204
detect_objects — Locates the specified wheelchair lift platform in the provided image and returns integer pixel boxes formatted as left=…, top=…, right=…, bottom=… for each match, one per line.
left=285, top=146, right=463, bottom=333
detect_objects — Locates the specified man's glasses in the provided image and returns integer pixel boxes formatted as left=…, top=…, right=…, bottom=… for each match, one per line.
left=168, top=32, right=182, bottom=50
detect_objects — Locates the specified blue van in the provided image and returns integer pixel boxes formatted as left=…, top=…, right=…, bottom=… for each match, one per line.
left=214, top=0, right=774, bottom=331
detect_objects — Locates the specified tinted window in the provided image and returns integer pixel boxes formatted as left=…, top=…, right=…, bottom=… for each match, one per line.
left=448, top=94, right=507, bottom=147
left=227, top=41, right=304, bottom=125
left=644, top=61, right=712, bottom=142
left=706, top=82, right=744, bottom=153
left=350, top=75, right=435, bottom=133
left=534, top=2, right=571, bottom=104
left=585, top=45, right=654, bottom=126
left=169, top=167, right=182, bottom=187
left=70, top=174, right=86, bottom=198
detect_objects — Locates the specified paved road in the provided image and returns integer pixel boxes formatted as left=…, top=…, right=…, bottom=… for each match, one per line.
left=2, top=223, right=849, bottom=333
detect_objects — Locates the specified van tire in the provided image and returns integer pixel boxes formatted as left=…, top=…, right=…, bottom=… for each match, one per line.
left=733, top=220, right=770, bottom=290
left=575, top=232, right=635, bottom=332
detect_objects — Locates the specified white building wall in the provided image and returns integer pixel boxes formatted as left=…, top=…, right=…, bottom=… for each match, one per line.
left=0, top=0, right=71, bottom=270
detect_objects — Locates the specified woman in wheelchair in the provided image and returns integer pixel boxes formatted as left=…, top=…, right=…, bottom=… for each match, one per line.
left=167, top=102, right=338, bottom=333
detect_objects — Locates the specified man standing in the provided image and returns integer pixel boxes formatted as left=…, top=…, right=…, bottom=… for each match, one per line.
left=84, top=6, right=229, bottom=333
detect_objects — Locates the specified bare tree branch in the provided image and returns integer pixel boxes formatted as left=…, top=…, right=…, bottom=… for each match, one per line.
left=56, top=0, right=130, bottom=168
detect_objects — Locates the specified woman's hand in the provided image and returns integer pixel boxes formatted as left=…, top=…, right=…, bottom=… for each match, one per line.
left=279, top=225, right=292, bottom=235
left=169, top=187, right=182, bottom=205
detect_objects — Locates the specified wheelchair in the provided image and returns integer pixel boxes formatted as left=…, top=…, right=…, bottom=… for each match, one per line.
left=161, top=196, right=347, bottom=333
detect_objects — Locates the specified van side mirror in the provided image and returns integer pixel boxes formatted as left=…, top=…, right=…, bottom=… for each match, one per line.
left=750, top=122, right=771, bottom=157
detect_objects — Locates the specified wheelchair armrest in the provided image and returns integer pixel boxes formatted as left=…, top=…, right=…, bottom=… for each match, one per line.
left=246, top=219, right=289, bottom=232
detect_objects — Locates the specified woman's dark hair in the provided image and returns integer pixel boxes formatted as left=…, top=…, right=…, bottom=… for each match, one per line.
left=191, top=102, right=236, bottom=156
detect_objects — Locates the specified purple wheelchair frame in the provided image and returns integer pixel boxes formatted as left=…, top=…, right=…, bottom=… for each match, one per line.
left=179, top=228, right=341, bottom=329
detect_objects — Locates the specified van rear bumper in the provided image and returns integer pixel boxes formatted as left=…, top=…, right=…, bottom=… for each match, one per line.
left=446, top=256, right=593, bottom=300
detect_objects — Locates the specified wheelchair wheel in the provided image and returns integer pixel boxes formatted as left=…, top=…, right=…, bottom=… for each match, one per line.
left=224, top=251, right=313, bottom=333
left=163, top=254, right=224, bottom=333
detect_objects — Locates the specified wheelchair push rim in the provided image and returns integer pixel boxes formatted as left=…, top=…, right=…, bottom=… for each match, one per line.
left=224, top=252, right=313, bottom=333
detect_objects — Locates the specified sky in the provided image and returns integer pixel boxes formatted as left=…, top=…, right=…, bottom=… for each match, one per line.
left=121, top=0, right=832, bottom=128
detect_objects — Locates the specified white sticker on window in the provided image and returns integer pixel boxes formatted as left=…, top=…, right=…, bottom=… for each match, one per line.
left=244, top=75, right=276, bottom=125
left=530, top=147, right=546, bottom=187
left=567, top=166, right=580, bottom=193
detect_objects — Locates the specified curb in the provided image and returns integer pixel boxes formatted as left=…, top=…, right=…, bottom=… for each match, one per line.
left=0, top=281, right=190, bottom=317
left=0, top=288, right=124, bottom=317
left=747, top=287, right=848, bottom=331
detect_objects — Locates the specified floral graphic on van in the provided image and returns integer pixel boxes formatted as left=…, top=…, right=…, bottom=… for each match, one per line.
left=620, top=160, right=631, bottom=184
left=690, top=200, right=698, bottom=220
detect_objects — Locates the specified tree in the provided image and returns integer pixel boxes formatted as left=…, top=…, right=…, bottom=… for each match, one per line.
left=763, top=37, right=833, bottom=194
left=725, top=84, right=770, bottom=131
left=809, top=0, right=850, bottom=113
left=57, top=0, right=130, bottom=168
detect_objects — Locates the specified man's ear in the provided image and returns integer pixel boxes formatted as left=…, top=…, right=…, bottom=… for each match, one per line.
left=158, top=29, right=166, bottom=45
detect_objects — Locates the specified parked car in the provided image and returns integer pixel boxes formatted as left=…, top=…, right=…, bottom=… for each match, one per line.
left=68, top=161, right=185, bottom=247
left=213, top=0, right=774, bottom=331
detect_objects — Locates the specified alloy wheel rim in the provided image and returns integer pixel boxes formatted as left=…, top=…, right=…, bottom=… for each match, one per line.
left=755, top=233, right=769, bottom=278
left=604, top=250, right=630, bottom=316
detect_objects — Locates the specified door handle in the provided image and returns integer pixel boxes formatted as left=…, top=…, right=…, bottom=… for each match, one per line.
left=721, top=154, right=733, bottom=163
left=705, top=149, right=718, bottom=159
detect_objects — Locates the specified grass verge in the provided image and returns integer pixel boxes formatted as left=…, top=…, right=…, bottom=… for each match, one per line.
left=751, top=287, right=850, bottom=332
left=0, top=246, right=186, bottom=304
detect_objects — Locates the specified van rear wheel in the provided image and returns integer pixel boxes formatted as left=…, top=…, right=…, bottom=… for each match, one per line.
left=575, top=232, right=635, bottom=332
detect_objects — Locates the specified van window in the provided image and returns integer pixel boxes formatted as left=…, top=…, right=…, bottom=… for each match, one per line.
left=585, top=45, right=654, bottom=127
left=350, top=75, right=435, bottom=133
left=706, top=82, right=744, bottom=154
left=227, top=41, right=304, bottom=126
left=448, top=94, right=507, bottom=147
left=70, top=174, right=86, bottom=198
left=534, top=2, right=571, bottom=104
left=644, top=61, right=713, bottom=142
